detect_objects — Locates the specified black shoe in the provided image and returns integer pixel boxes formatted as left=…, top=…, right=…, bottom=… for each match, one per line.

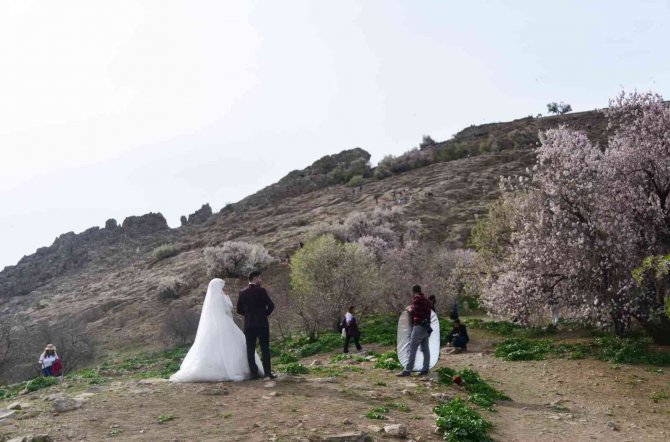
left=418, top=370, right=429, bottom=376
left=249, top=374, right=261, bottom=380
left=396, top=371, right=411, bottom=377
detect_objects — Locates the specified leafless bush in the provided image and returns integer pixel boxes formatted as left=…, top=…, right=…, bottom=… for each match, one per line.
left=157, top=276, right=186, bottom=302
left=404, top=219, right=425, bottom=242
left=268, top=289, right=298, bottom=340
left=312, top=207, right=405, bottom=248
left=163, top=307, right=199, bottom=347
left=378, top=242, right=466, bottom=315
left=35, top=320, right=96, bottom=375
left=204, top=241, right=275, bottom=278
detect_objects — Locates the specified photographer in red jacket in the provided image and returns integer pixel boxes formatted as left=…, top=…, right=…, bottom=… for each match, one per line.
left=397, top=285, right=433, bottom=377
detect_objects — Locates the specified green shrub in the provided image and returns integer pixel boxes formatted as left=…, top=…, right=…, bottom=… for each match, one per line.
left=347, top=175, right=365, bottom=187
left=25, top=376, right=58, bottom=392
left=434, top=398, right=492, bottom=442
left=152, top=244, right=180, bottom=261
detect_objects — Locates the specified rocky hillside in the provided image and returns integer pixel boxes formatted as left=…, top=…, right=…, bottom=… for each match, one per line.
left=0, top=110, right=608, bottom=360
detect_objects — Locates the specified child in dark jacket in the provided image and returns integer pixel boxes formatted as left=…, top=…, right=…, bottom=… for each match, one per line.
left=342, top=306, right=363, bottom=354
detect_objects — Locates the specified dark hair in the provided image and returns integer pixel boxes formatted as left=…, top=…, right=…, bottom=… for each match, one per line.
left=428, top=295, right=436, bottom=302
left=412, top=285, right=422, bottom=294
left=454, top=319, right=461, bottom=325
left=348, top=305, right=355, bottom=313
left=248, top=270, right=261, bottom=282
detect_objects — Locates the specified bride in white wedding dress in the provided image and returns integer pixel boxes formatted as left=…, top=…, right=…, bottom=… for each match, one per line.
left=170, top=278, right=264, bottom=382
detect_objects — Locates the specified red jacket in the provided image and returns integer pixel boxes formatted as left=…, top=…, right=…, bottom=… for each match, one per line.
left=51, top=358, right=63, bottom=376
left=410, top=293, right=432, bottom=325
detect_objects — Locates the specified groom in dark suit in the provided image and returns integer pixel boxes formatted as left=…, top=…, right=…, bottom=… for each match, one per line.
left=237, top=270, right=275, bottom=380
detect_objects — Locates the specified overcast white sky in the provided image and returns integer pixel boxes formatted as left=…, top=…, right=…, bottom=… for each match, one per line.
left=1, top=0, right=669, bottom=269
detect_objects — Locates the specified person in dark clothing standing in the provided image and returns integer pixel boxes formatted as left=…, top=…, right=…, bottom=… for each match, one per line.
left=237, top=270, right=276, bottom=380
left=342, top=306, right=363, bottom=354
left=397, top=285, right=433, bottom=377
left=449, top=299, right=459, bottom=320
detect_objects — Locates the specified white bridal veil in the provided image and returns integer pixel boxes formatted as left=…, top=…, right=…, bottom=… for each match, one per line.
left=170, top=278, right=264, bottom=382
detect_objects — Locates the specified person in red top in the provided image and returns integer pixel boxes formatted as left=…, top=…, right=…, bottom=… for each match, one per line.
left=397, top=285, right=433, bottom=377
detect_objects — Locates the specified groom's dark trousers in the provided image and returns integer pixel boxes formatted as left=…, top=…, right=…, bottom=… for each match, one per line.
left=237, top=283, right=275, bottom=377
left=245, top=327, right=271, bottom=377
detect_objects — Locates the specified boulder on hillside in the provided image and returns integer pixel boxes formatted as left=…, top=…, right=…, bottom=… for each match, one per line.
left=121, top=212, right=169, bottom=236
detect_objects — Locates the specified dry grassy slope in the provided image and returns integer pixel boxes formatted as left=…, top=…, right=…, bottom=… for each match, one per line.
left=0, top=109, right=607, bottom=355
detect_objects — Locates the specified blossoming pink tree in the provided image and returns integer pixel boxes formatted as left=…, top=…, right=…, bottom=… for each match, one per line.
left=481, top=92, right=670, bottom=342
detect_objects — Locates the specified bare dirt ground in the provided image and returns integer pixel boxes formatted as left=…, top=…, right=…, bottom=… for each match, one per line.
left=2, top=331, right=669, bottom=442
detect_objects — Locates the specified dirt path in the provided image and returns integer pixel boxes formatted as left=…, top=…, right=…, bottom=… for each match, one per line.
left=2, top=338, right=669, bottom=441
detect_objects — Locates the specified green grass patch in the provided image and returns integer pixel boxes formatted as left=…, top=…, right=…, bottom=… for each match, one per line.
left=386, top=401, right=410, bottom=412
left=373, top=351, right=403, bottom=370
left=0, top=376, right=59, bottom=400
left=434, top=398, right=492, bottom=442
left=651, top=390, right=669, bottom=402
left=436, top=367, right=510, bottom=411
left=271, top=332, right=343, bottom=359
left=463, top=318, right=556, bottom=338
left=359, top=315, right=397, bottom=346
left=494, top=338, right=552, bottom=361
left=365, top=406, right=389, bottom=420
left=157, top=415, right=175, bottom=424
left=276, top=363, right=309, bottom=375
left=329, top=353, right=367, bottom=364
left=494, top=336, right=670, bottom=366
left=274, top=353, right=299, bottom=365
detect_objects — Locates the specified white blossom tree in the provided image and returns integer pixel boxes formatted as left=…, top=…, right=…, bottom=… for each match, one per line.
left=480, top=92, right=670, bottom=342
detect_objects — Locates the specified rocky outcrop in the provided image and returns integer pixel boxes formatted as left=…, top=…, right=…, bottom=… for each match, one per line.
left=0, top=212, right=172, bottom=298
left=105, top=218, right=118, bottom=229
left=121, top=212, right=169, bottom=237
left=181, top=204, right=213, bottom=226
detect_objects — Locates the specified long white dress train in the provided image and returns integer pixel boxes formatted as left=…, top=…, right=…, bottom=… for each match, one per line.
left=170, top=278, right=264, bottom=382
